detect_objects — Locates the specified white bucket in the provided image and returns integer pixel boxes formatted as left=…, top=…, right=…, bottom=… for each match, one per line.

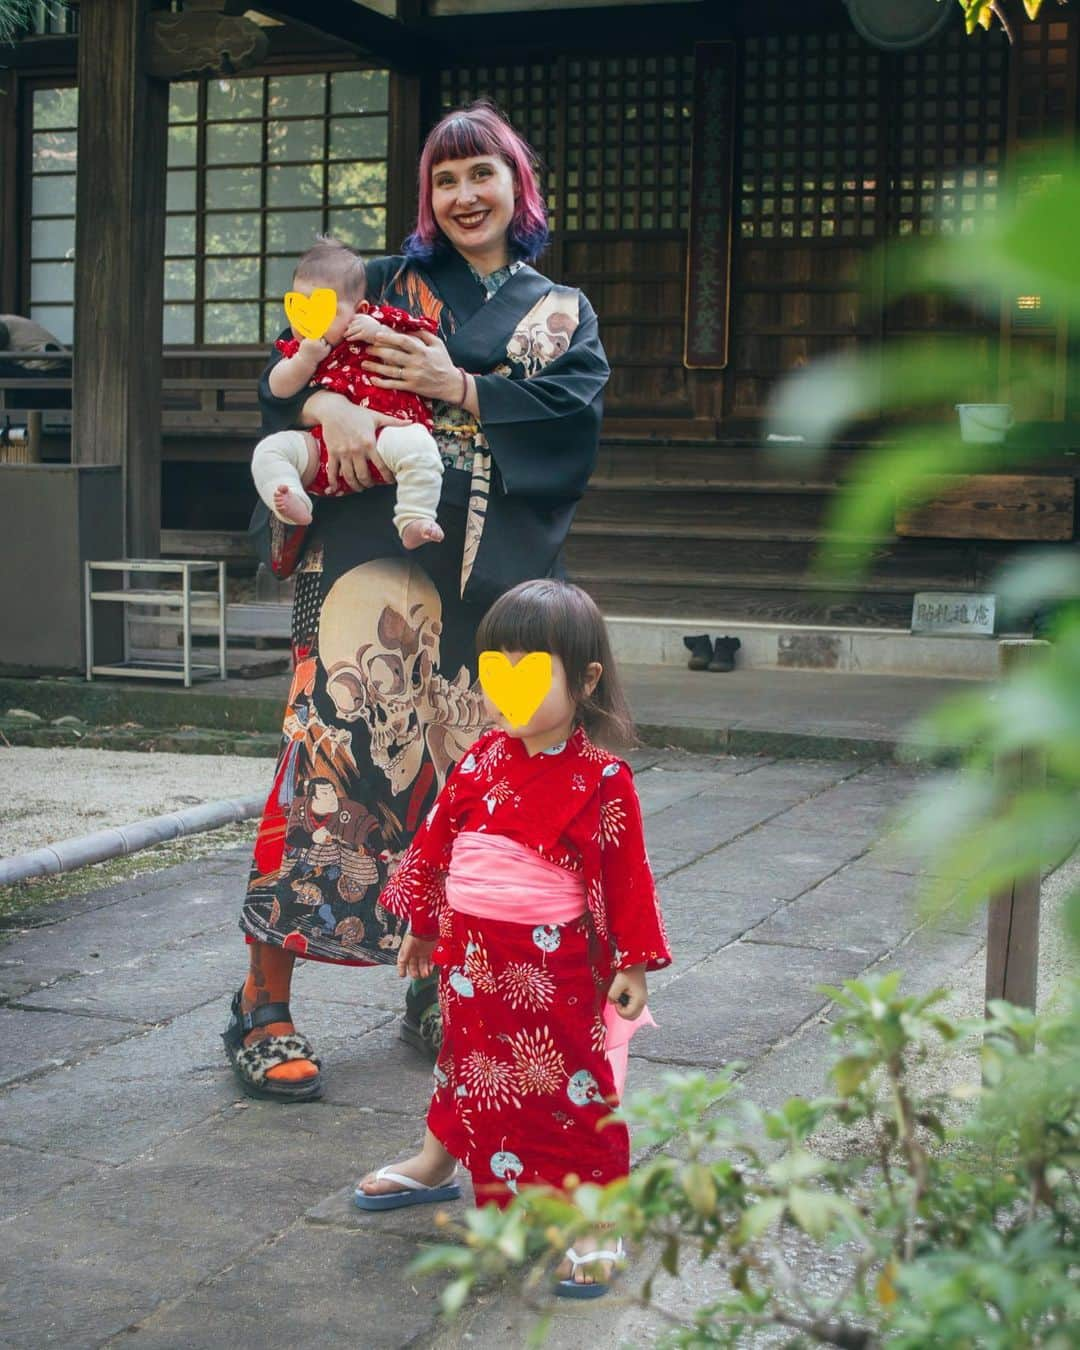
left=955, top=403, right=1014, bottom=443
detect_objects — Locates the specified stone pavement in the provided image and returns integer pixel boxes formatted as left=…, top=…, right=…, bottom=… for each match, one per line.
left=0, top=663, right=983, bottom=761
left=0, top=747, right=985, bottom=1350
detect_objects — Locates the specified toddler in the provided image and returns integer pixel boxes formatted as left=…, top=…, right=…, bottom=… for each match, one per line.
left=252, top=236, right=445, bottom=549
left=355, top=579, right=671, bottom=1298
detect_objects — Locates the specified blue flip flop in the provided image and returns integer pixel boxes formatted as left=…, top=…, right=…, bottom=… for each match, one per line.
left=354, top=1166, right=462, bottom=1211
left=555, top=1238, right=627, bottom=1299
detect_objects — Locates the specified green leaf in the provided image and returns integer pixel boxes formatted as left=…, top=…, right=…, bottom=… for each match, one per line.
left=788, top=1186, right=831, bottom=1241
left=526, top=1313, right=552, bottom=1348
left=661, top=1235, right=680, bottom=1277
left=681, top=1163, right=718, bottom=1217
left=440, top=1275, right=473, bottom=1318
left=737, top=1196, right=784, bottom=1245
left=832, top=1054, right=874, bottom=1095
left=409, top=1247, right=474, bottom=1277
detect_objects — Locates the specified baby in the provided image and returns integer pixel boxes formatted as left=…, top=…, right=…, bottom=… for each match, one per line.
left=252, top=236, right=444, bottom=549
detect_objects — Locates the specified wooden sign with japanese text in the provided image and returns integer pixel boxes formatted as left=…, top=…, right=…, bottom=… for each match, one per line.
left=684, top=42, right=735, bottom=369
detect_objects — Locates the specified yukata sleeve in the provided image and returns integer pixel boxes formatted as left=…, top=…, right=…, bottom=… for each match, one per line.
left=599, top=762, right=672, bottom=973
left=379, top=786, right=460, bottom=941
left=472, top=291, right=610, bottom=501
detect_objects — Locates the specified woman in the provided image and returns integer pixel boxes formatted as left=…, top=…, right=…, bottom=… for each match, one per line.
left=223, top=102, right=610, bottom=1102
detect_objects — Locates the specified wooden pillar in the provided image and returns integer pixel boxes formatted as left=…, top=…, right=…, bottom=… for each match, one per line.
left=984, top=639, right=1050, bottom=1015
left=386, top=70, right=423, bottom=253
left=71, top=0, right=168, bottom=559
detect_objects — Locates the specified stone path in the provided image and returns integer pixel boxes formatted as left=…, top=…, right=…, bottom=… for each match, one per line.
left=0, top=749, right=984, bottom=1349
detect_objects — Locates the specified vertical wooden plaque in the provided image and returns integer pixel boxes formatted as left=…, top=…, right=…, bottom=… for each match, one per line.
left=683, top=42, right=735, bottom=370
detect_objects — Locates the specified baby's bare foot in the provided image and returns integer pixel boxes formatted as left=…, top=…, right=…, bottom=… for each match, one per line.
left=400, top=518, right=444, bottom=549
left=273, top=484, right=313, bottom=526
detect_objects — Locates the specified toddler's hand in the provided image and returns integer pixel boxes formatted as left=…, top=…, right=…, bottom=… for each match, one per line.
left=607, top=964, right=647, bottom=1020
left=397, top=933, right=438, bottom=980
left=344, top=313, right=385, bottom=344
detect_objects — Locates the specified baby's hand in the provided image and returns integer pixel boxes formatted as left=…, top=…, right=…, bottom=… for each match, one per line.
left=607, top=964, right=647, bottom=1020
left=397, top=932, right=438, bottom=980
left=344, top=313, right=385, bottom=344
left=294, top=336, right=330, bottom=363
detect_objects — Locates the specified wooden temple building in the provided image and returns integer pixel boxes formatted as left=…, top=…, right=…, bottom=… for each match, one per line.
left=1, top=0, right=1077, bottom=639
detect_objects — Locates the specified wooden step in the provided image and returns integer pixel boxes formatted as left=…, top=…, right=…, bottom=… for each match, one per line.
left=593, top=440, right=854, bottom=485
left=576, top=485, right=835, bottom=531
left=573, top=577, right=918, bottom=628
left=564, top=533, right=983, bottom=589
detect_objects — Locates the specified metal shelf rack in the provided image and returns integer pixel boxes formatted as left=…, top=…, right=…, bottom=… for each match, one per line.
left=84, top=559, right=226, bottom=687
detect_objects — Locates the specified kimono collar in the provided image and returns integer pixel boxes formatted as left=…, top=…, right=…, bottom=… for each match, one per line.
left=509, top=724, right=587, bottom=760
left=418, top=249, right=553, bottom=369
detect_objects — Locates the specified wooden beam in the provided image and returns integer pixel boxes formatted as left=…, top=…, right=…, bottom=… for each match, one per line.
left=256, top=0, right=438, bottom=70
left=71, top=0, right=168, bottom=558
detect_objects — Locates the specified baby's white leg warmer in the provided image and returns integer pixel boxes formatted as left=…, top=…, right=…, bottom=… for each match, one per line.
left=251, top=429, right=315, bottom=522
left=376, top=423, right=444, bottom=539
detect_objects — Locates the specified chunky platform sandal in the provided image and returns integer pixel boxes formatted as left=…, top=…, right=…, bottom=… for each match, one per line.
left=221, top=987, right=324, bottom=1103
left=555, top=1238, right=626, bottom=1300
left=354, top=1166, right=462, bottom=1211
left=399, top=978, right=443, bottom=1062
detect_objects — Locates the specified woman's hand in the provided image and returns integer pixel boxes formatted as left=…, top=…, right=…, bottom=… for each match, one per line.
left=364, top=328, right=464, bottom=404
left=302, top=391, right=398, bottom=492
left=397, top=933, right=438, bottom=980
left=607, top=964, right=648, bottom=1020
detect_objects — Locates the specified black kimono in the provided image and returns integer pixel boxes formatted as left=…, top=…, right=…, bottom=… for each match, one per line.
left=239, top=250, right=609, bottom=966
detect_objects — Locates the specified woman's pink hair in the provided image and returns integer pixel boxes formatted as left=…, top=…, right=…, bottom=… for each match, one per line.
left=404, top=102, right=549, bottom=264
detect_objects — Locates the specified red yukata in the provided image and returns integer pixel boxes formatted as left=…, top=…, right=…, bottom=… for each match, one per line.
left=381, top=725, right=671, bottom=1208
left=274, top=302, right=439, bottom=497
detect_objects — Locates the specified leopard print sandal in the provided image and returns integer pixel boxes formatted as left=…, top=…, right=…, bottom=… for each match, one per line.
left=222, top=987, right=324, bottom=1102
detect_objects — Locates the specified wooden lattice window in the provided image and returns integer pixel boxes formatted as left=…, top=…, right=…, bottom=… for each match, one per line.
left=893, top=29, right=1006, bottom=236
left=1015, top=16, right=1073, bottom=142
left=440, top=54, right=695, bottom=234
left=563, top=54, right=693, bottom=231
left=164, top=68, right=390, bottom=345
left=739, top=32, right=883, bottom=241
left=27, top=84, right=78, bottom=344
left=439, top=63, right=559, bottom=215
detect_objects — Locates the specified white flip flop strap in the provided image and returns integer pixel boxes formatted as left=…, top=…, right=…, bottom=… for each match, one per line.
left=374, top=1166, right=456, bottom=1192
left=565, top=1239, right=625, bottom=1268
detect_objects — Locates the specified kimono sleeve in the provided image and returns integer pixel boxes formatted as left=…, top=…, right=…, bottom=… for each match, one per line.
left=378, top=786, right=460, bottom=941
left=599, top=762, right=672, bottom=973
left=472, top=292, right=609, bottom=501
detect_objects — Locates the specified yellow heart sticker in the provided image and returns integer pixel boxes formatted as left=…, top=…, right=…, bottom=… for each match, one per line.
left=284, top=288, right=338, bottom=341
left=479, top=651, right=553, bottom=729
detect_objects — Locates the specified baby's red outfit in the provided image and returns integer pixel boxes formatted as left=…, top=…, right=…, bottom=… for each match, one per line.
left=274, top=303, right=439, bottom=497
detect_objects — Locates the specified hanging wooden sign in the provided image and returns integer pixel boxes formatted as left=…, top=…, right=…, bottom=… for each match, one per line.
left=683, top=42, right=735, bottom=370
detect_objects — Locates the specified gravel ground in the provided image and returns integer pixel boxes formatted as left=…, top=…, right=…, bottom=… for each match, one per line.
left=0, top=746, right=274, bottom=857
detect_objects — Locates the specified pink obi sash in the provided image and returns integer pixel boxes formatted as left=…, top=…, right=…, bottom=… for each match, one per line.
left=446, top=832, right=655, bottom=1097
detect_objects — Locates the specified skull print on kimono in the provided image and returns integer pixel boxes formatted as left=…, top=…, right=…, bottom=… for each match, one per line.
left=318, top=559, right=488, bottom=797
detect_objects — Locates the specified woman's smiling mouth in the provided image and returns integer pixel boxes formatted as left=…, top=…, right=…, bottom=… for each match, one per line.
left=454, top=210, right=490, bottom=229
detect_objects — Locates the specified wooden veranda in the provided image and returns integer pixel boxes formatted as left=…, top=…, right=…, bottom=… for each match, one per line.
left=1, top=0, right=1077, bottom=631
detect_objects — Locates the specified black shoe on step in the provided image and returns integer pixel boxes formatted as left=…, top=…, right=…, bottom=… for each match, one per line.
left=683, top=634, right=713, bottom=671
left=708, top=636, right=741, bottom=672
